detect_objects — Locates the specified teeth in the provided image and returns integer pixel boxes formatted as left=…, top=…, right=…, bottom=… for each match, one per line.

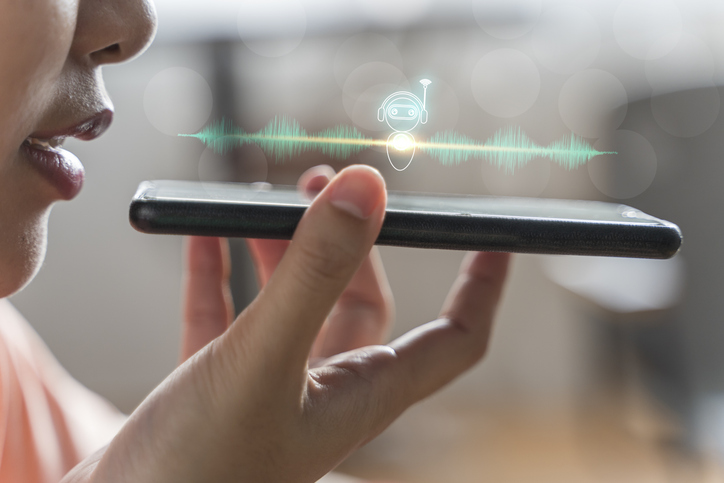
left=25, top=137, right=64, bottom=150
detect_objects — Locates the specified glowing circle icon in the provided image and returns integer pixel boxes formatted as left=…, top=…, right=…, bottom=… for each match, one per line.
left=392, top=133, right=414, bottom=151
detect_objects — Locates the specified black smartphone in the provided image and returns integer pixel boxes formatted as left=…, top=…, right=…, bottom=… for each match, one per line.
left=129, top=180, right=682, bottom=259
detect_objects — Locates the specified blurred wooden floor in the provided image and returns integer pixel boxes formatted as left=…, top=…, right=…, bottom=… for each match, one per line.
left=336, top=393, right=724, bottom=483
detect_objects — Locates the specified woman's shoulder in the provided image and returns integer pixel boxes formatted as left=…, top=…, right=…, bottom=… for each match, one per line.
left=0, top=299, right=41, bottom=363
left=0, top=299, right=74, bottom=378
left=0, top=299, right=127, bottom=479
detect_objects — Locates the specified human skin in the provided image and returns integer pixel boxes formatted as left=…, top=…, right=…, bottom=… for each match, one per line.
left=0, top=0, right=156, bottom=298
left=72, top=166, right=510, bottom=483
left=0, top=1, right=511, bottom=482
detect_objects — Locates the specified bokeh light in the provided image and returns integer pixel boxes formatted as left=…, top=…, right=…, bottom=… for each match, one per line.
left=613, top=0, right=682, bottom=60
left=589, top=130, right=657, bottom=199
left=472, top=0, right=542, bottom=40
left=531, top=5, right=601, bottom=75
left=237, top=0, right=307, bottom=57
left=143, top=67, right=213, bottom=136
left=558, top=69, right=628, bottom=139
left=471, top=49, right=541, bottom=118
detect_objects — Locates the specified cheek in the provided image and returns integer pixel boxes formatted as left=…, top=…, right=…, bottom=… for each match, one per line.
left=0, top=0, right=76, bottom=297
left=0, top=0, right=77, bottom=156
left=0, top=207, right=50, bottom=298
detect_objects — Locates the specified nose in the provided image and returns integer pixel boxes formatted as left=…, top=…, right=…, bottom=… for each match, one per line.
left=71, top=0, right=158, bottom=66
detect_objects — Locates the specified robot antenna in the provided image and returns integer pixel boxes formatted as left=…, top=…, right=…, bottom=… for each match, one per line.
left=419, top=79, right=431, bottom=124
left=419, top=79, right=431, bottom=110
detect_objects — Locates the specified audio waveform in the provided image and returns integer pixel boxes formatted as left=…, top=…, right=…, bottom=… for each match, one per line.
left=180, top=117, right=615, bottom=172
left=179, top=117, right=383, bottom=162
left=421, top=127, right=615, bottom=172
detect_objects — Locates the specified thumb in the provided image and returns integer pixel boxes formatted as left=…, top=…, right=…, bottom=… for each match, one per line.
left=222, top=165, right=386, bottom=380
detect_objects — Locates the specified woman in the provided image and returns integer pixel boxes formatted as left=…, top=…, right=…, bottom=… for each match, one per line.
left=0, top=0, right=510, bottom=481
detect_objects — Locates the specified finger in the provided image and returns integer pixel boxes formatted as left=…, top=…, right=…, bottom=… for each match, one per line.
left=390, top=251, right=510, bottom=401
left=181, top=236, right=234, bottom=362
left=299, top=164, right=336, bottom=197
left=304, top=166, right=393, bottom=358
left=227, top=165, right=387, bottom=379
left=245, top=165, right=336, bottom=288
left=319, top=252, right=510, bottom=434
left=245, top=238, right=289, bottom=288
left=311, top=247, right=394, bottom=359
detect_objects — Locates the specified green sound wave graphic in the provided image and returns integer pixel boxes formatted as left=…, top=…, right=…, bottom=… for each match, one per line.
left=179, top=116, right=380, bottom=162
left=423, top=127, right=615, bottom=172
left=180, top=116, right=615, bottom=172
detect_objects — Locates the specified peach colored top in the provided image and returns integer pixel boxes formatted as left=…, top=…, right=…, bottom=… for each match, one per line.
left=0, top=301, right=125, bottom=483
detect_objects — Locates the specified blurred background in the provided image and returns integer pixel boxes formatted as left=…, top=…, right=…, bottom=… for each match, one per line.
left=10, top=0, right=724, bottom=481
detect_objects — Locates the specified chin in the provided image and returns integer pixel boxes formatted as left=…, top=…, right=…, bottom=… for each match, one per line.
left=0, top=209, right=50, bottom=298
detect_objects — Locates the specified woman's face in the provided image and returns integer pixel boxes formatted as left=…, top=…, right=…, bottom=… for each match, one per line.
left=0, top=0, right=156, bottom=297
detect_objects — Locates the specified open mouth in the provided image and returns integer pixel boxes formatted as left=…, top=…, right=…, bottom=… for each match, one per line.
left=20, top=109, right=112, bottom=200
left=24, top=136, right=66, bottom=151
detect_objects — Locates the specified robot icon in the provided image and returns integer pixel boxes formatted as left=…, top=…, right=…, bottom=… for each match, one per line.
left=377, top=79, right=431, bottom=171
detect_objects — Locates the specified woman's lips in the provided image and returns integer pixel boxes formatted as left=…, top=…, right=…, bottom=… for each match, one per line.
left=21, top=109, right=113, bottom=200
left=30, top=109, right=113, bottom=141
left=21, top=142, right=85, bottom=201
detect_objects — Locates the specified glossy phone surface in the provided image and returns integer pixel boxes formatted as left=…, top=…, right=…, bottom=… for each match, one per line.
left=130, top=180, right=682, bottom=259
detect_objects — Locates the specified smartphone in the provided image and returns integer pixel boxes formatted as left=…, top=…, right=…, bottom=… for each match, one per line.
left=129, top=180, right=682, bottom=259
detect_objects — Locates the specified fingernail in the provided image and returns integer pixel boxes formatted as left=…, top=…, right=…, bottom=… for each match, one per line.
left=304, top=174, right=331, bottom=199
left=329, top=167, right=382, bottom=220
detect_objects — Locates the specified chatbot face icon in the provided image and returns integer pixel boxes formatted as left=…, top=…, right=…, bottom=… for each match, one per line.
left=378, top=79, right=431, bottom=171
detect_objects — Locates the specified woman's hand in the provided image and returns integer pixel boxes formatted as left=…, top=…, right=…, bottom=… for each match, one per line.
left=181, top=165, right=395, bottom=483
left=245, top=165, right=395, bottom=363
left=180, top=165, right=394, bottom=366
left=179, top=234, right=235, bottom=363
left=63, top=164, right=510, bottom=483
